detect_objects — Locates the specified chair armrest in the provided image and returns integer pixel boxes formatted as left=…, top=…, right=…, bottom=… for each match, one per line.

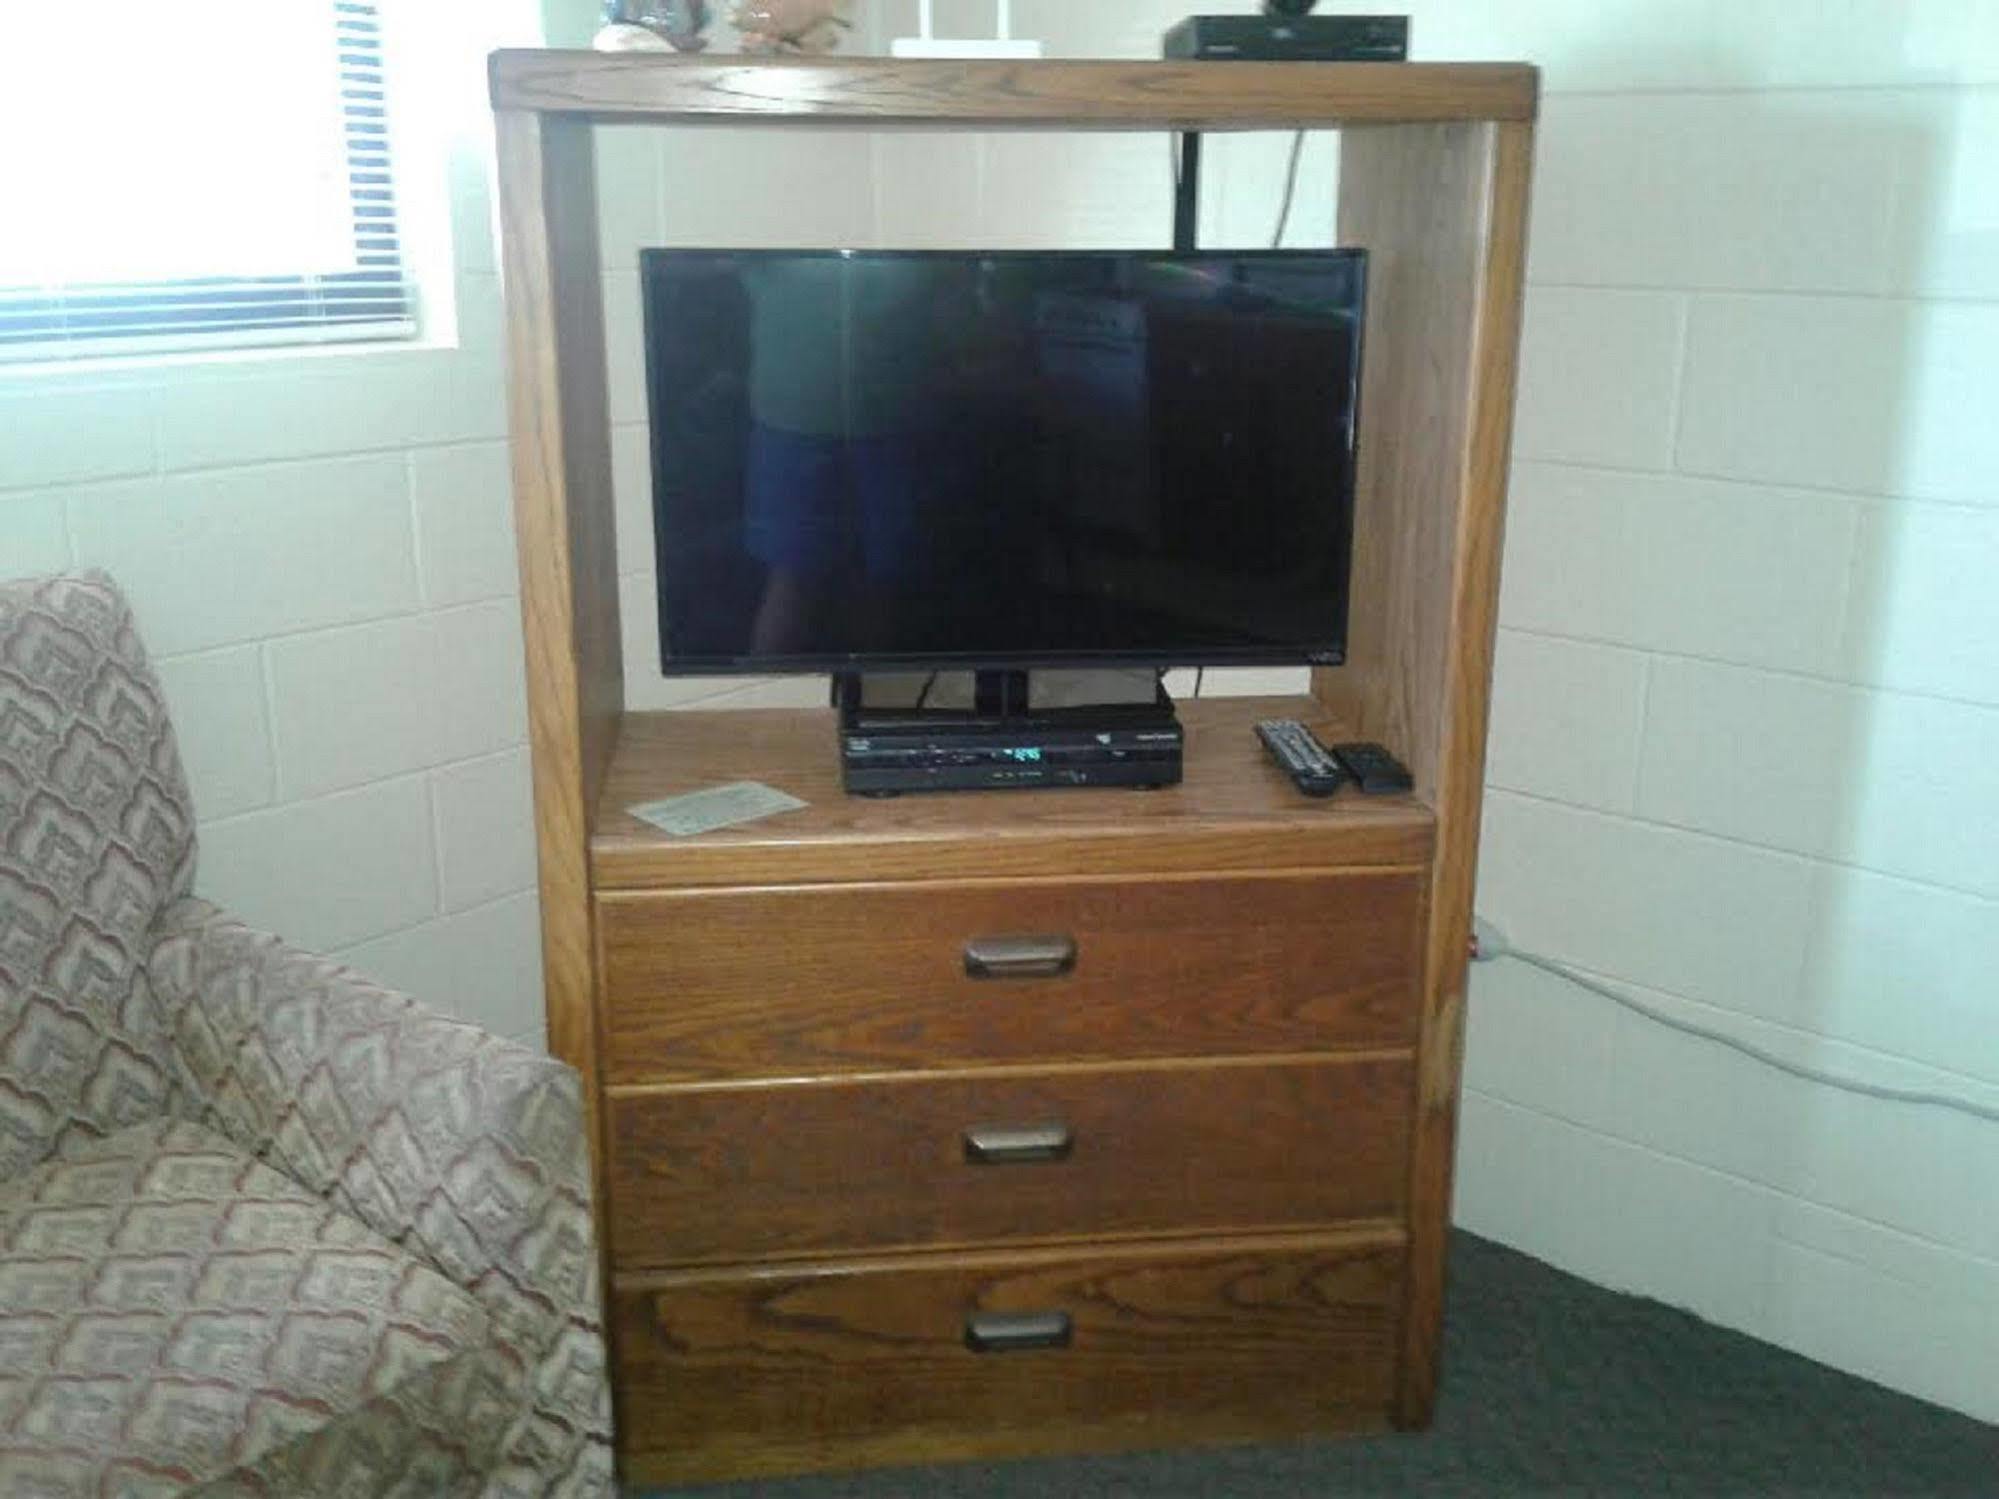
left=147, top=897, right=611, bottom=1490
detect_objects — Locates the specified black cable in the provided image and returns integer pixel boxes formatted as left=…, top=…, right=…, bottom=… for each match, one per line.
left=1271, top=129, right=1305, bottom=248
left=914, top=671, right=938, bottom=710
left=1193, top=666, right=1205, bottom=698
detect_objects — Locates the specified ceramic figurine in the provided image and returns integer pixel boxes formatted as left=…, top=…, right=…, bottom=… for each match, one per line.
left=596, top=0, right=712, bottom=52
left=732, top=0, right=852, bottom=54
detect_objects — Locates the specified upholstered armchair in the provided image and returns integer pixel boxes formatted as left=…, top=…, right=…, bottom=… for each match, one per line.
left=0, top=572, right=612, bottom=1496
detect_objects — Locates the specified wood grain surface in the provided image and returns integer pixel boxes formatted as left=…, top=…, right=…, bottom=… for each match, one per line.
left=605, top=1054, right=1411, bottom=1266
left=1392, top=119, right=1535, bottom=1428
left=591, top=696, right=1433, bottom=889
left=490, top=52, right=1537, bottom=129
left=597, top=868, right=1425, bottom=1083
left=613, top=1229, right=1405, bottom=1481
left=599, top=863, right=1431, bottom=1087
left=493, top=109, right=622, bottom=1250
left=1302, top=117, right=1532, bottom=1427
left=1314, top=123, right=1480, bottom=795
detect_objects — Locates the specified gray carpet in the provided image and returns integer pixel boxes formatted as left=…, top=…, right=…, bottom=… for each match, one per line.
left=637, top=1233, right=1999, bottom=1497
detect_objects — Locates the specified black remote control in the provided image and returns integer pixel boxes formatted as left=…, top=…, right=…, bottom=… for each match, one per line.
left=1255, top=719, right=1350, bottom=797
left=1331, top=741, right=1413, bottom=794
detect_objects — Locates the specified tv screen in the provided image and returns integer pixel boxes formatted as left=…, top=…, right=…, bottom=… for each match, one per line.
left=642, top=249, right=1365, bottom=673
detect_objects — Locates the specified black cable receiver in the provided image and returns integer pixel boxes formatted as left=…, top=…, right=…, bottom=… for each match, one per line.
left=1165, top=8, right=1406, bottom=62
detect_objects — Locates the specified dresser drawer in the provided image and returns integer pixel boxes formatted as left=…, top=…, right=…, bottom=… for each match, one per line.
left=606, top=1055, right=1411, bottom=1267
left=613, top=1231, right=1402, bottom=1482
left=596, top=869, right=1424, bottom=1084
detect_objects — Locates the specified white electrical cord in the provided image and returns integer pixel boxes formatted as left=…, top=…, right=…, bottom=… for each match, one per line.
left=1474, top=927, right=1999, bottom=1129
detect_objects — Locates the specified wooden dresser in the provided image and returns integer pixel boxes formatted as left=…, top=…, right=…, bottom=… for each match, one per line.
left=489, top=48, right=1534, bottom=1488
left=591, top=698, right=1437, bottom=1483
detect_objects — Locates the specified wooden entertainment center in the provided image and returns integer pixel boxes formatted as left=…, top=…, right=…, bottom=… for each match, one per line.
left=491, top=51, right=1536, bottom=1486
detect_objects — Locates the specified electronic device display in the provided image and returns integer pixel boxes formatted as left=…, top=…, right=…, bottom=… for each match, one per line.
left=642, top=248, right=1366, bottom=674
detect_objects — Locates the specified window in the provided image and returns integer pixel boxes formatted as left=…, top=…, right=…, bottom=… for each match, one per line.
left=0, top=2, right=415, bottom=362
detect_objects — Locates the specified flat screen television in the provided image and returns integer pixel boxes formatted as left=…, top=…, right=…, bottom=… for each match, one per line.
left=642, top=248, right=1366, bottom=674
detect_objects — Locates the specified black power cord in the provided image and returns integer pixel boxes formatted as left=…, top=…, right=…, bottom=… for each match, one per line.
left=1271, top=129, right=1306, bottom=247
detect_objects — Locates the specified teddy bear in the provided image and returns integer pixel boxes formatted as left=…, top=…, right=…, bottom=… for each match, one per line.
left=731, top=0, right=852, bottom=54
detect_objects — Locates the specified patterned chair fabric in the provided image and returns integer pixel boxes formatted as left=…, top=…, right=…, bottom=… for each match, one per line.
left=0, top=572, right=196, bottom=1176
left=0, top=574, right=612, bottom=1496
left=0, top=1118, right=512, bottom=1495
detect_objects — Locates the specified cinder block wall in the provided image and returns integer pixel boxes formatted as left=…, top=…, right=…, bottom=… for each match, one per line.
left=3, top=0, right=1993, bottom=1424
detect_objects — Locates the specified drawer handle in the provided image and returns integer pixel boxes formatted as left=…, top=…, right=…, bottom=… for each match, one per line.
left=964, top=1310, right=1073, bottom=1354
left=963, top=934, right=1077, bottom=979
left=963, top=1122, right=1073, bottom=1165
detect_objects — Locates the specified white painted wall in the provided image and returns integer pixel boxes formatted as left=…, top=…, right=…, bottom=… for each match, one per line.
left=0, top=4, right=549, bottom=1045
left=1410, top=0, right=1999, bottom=1427
left=4, top=0, right=1996, bottom=1428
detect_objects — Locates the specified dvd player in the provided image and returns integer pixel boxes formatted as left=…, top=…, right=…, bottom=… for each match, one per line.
left=835, top=674, right=1186, bottom=796
left=842, top=720, right=1185, bottom=795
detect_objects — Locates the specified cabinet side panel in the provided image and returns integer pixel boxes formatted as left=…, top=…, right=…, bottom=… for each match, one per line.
left=1319, top=122, right=1483, bottom=787
left=495, top=108, right=622, bottom=1134
left=1399, top=117, right=1531, bottom=1427
left=1318, top=119, right=1532, bottom=1425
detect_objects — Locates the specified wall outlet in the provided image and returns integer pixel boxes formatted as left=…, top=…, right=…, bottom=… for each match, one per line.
left=1470, top=916, right=1511, bottom=963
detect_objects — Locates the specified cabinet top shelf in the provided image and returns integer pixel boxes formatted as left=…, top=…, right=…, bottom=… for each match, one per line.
left=489, top=51, right=1537, bottom=129
left=589, top=696, right=1434, bottom=890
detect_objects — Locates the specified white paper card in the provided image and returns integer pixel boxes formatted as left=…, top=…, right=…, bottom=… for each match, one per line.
left=627, top=782, right=807, bottom=838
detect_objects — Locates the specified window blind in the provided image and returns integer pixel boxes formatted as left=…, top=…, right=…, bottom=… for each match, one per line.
left=0, top=2, right=416, bottom=362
